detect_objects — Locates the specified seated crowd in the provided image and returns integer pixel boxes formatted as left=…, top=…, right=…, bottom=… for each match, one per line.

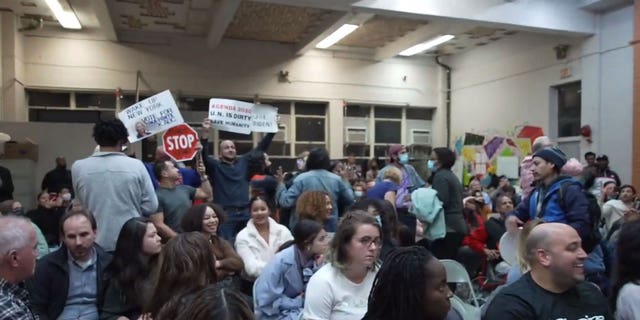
left=0, top=119, right=638, bottom=320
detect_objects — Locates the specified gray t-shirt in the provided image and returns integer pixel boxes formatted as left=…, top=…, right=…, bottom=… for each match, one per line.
left=154, top=185, right=196, bottom=232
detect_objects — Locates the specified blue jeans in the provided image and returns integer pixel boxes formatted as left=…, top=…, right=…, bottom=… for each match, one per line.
left=220, top=208, right=251, bottom=244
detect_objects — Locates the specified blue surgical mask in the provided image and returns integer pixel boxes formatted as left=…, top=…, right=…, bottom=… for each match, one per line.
left=399, top=153, right=409, bottom=164
left=354, top=191, right=363, bottom=198
left=427, top=160, right=436, bottom=171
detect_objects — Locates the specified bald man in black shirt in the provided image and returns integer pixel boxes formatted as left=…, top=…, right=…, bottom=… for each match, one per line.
left=484, top=223, right=611, bottom=320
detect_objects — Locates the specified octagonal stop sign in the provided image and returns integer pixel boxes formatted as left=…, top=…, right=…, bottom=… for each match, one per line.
left=162, top=124, right=199, bottom=162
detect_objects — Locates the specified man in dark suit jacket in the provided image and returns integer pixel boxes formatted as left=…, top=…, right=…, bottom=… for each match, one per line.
left=27, top=210, right=111, bottom=320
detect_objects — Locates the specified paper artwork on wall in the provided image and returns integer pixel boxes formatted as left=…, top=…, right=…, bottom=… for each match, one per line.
left=464, top=132, right=485, bottom=146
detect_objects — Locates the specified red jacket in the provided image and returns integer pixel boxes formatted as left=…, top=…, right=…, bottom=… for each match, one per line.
left=462, top=213, right=491, bottom=255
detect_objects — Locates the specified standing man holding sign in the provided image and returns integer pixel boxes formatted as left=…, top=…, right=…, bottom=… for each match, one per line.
left=148, top=124, right=213, bottom=239
left=151, top=156, right=212, bottom=239
left=200, top=118, right=275, bottom=243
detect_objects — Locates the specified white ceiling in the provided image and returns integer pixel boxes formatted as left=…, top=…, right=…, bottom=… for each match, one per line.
left=0, top=0, right=620, bottom=60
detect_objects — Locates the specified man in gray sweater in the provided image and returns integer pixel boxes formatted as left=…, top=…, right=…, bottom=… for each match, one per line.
left=72, top=119, right=158, bottom=251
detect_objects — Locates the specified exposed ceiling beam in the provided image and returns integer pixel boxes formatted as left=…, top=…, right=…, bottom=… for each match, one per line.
left=205, top=0, right=241, bottom=49
left=296, top=12, right=374, bottom=55
left=248, top=0, right=358, bottom=11
left=353, top=0, right=596, bottom=36
left=373, top=21, right=469, bottom=60
left=92, top=0, right=117, bottom=41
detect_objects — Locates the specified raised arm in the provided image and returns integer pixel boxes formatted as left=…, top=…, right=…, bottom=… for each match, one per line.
left=255, top=132, right=276, bottom=153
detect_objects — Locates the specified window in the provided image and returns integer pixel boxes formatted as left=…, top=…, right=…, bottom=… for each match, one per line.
left=557, top=81, right=581, bottom=137
left=26, top=89, right=116, bottom=123
left=76, top=93, right=116, bottom=109
left=293, top=101, right=327, bottom=157
left=178, top=97, right=210, bottom=111
left=29, top=109, right=115, bottom=123
left=120, top=94, right=150, bottom=109
left=344, top=104, right=434, bottom=159
left=27, top=91, right=70, bottom=107
left=296, top=118, right=325, bottom=142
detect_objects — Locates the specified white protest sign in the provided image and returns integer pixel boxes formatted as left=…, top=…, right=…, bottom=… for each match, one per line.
left=118, top=90, right=184, bottom=143
left=208, top=99, right=253, bottom=134
left=251, top=104, right=279, bottom=133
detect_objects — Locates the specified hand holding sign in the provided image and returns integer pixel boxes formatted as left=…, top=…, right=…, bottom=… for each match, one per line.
left=208, top=99, right=279, bottom=134
left=208, top=99, right=253, bottom=134
left=162, top=124, right=199, bottom=162
left=118, top=90, right=184, bottom=143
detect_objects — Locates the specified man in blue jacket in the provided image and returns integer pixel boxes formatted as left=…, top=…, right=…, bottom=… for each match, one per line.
left=507, top=146, right=608, bottom=292
left=506, top=146, right=590, bottom=243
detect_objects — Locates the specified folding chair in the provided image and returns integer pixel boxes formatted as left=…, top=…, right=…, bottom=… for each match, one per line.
left=441, top=259, right=481, bottom=308
left=450, top=294, right=481, bottom=320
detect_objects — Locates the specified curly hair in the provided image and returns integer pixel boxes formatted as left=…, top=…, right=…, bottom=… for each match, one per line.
left=93, top=119, right=128, bottom=147
left=295, top=191, right=331, bottom=225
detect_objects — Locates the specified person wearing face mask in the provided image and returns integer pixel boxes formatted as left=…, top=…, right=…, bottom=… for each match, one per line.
left=296, top=151, right=310, bottom=173
left=41, top=156, right=73, bottom=195
left=376, top=144, right=425, bottom=241
left=0, top=199, right=49, bottom=257
left=428, top=147, right=467, bottom=260
left=353, top=182, right=366, bottom=200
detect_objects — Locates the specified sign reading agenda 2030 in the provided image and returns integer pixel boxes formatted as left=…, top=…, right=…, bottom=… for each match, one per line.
left=118, top=90, right=185, bottom=143
left=208, top=99, right=280, bottom=134
left=208, top=99, right=254, bottom=135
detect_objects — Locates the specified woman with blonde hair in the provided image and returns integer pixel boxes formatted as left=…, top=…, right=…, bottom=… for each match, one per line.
left=365, top=166, right=401, bottom=207
left=506, top=219, right=545, bottom=284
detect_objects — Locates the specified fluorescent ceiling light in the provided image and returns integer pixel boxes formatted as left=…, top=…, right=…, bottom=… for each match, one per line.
left=45, top=0, right=82, bottom=30
left=399, top=35, right=455, bottom=56
left=316, top=24, right=359, bottom=49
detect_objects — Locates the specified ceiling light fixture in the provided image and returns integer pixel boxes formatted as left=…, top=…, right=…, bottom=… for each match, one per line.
left=45, top=0, right=82, bottom=30
left=399, top=35, right=455, bottom=56
left=316, top=24, right=359, bottom=49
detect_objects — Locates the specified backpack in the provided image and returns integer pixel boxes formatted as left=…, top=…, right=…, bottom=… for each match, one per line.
left=557, top=181, right=602, bottom=253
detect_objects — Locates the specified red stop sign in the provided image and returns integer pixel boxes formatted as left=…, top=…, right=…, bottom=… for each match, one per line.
left=162, top=124, right=199, bottom=162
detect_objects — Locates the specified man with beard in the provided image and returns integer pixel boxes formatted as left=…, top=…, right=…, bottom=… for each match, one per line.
left=41, top=157, right=72, bottom=194
left=595, top=154, right=621, bottom=186
left=200, top=118, right=275, bottom=242
left=506, top=146, right=591, bottom=249
left=27, top=210, right=111, bottom=320
left=483, top=223, right=611, bottom=319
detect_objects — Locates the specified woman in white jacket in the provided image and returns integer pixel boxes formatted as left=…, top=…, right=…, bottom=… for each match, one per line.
left=235, top=196, right=293, bottom=279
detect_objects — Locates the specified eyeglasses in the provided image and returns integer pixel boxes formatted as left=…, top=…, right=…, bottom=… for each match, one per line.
left=358, top=236, right=382, bottom=248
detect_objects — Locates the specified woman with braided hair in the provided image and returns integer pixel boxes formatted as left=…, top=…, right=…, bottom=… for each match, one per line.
left=362, top=246, right=454, bottom=320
